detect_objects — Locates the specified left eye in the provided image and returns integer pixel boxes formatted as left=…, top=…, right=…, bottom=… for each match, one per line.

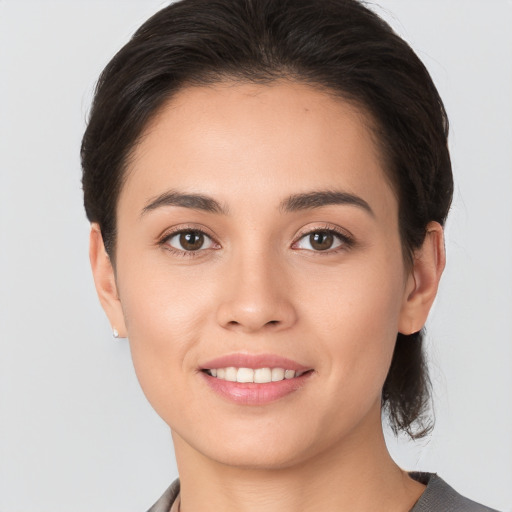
left=295, top=230, right=346, bottom=251
left=165, top=230, right=215, bottom=252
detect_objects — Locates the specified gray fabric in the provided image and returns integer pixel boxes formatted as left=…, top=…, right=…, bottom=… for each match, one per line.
left=147, top=479, right=179, bottom=512
left=410, top=473, right=499, bottom=512
left=146, top=473, right=499, bottom=512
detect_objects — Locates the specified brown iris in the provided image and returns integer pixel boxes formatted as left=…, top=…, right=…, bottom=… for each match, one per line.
left=179, top=231, right=205, bottom=251
left=309, top=231, right=334, bottom=251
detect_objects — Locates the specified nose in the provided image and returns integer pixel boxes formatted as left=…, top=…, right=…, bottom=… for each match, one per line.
left=215, top=249, right=298, bottom=334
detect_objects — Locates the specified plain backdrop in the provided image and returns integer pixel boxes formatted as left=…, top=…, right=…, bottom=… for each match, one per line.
left=0, top=1, right=511, bottom=511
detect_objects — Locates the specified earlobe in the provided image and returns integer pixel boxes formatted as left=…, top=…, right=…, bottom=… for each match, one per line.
left=89, top=223, right=127, bottom=337
left=398, top=221, right=446, bottom=335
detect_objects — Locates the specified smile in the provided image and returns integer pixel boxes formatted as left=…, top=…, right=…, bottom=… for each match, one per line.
left=200, top=354, right=313, bottom=404
left=204, top=367, right=308, bottom=383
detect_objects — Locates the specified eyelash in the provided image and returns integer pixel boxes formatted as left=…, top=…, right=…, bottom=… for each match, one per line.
left=159, top=225, right=218, bottom=258
left=158, top=225, right=355, bottom=258
left=293, top=225, right=355, bottom=254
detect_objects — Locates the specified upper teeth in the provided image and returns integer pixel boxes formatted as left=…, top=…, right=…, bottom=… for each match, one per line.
left=207, top=367, right=302, bottom=383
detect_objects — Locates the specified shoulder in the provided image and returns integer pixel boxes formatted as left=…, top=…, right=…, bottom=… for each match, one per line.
left=146, top=479, right=180, bottom=512
left=410, top=473, right=500, bottom=512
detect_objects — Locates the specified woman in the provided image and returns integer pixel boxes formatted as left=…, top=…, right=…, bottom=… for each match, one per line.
left=81, top=0, right=498, bottom=510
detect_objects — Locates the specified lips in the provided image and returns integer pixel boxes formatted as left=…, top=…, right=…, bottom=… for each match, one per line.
left=200, top=353, right=313, bottom=405
left=201, top=353, right=310, bottom=372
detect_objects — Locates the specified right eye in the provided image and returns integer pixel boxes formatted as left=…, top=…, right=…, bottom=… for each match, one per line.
left=164, top=230, right=216, bottom=252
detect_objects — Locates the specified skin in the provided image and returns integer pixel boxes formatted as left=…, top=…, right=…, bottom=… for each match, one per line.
left=90, top=81, right=445, bottom=511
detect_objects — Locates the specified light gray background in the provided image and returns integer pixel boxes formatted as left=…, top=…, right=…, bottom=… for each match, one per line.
left=0, top=1, right=511, bottom=511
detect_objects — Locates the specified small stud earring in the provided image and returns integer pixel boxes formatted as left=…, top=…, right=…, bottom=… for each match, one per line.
left=112, top=328, right=119, bottom=338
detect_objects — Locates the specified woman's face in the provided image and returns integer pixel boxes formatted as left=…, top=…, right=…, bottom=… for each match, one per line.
left=104, top=81, right=420, bottom=468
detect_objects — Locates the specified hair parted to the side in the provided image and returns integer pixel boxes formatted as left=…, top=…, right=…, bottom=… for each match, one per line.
left=81, top=0, right=453, bottom=438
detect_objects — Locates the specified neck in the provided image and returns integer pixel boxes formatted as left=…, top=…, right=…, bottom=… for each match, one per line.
left=172, top=406, right=425, bottom=512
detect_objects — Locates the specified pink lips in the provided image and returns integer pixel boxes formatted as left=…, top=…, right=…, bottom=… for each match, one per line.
left=201, top=353, right=310, bottom=372
left=200, top=353, right=313, bottom=405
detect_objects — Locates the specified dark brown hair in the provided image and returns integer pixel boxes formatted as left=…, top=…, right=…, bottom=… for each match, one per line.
left=81, top=0, right=453, bottom=438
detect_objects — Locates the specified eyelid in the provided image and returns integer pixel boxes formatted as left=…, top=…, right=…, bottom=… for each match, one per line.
left=158, top=224, right=221, bottom=256
left=292, top=224, right=355, bottom=252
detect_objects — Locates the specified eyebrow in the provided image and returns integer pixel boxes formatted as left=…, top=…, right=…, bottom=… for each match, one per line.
left=140, top=189, right=373, bottom=218
left=280, top=190, right=374, bottom=216
left=141, top=190, right=229, bottom=217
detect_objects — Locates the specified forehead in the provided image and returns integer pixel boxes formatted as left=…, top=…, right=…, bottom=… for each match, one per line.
left=121, top=80, right=397, bottom=217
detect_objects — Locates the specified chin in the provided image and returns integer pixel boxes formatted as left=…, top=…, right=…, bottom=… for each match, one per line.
left=202, top=441, right=312, bottom=470
left=173, top=414, right=341, bottom=471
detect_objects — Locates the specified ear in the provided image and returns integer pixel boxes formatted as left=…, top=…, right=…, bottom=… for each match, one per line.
left=89, top=223, right=127, bottom=337
left=398, top=221, right=446, bottom=335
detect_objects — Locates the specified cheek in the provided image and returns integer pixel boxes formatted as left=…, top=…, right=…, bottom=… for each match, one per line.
left=115, top=255, right=217, bottom=409
left=306, top=253, right=407, bottom=393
